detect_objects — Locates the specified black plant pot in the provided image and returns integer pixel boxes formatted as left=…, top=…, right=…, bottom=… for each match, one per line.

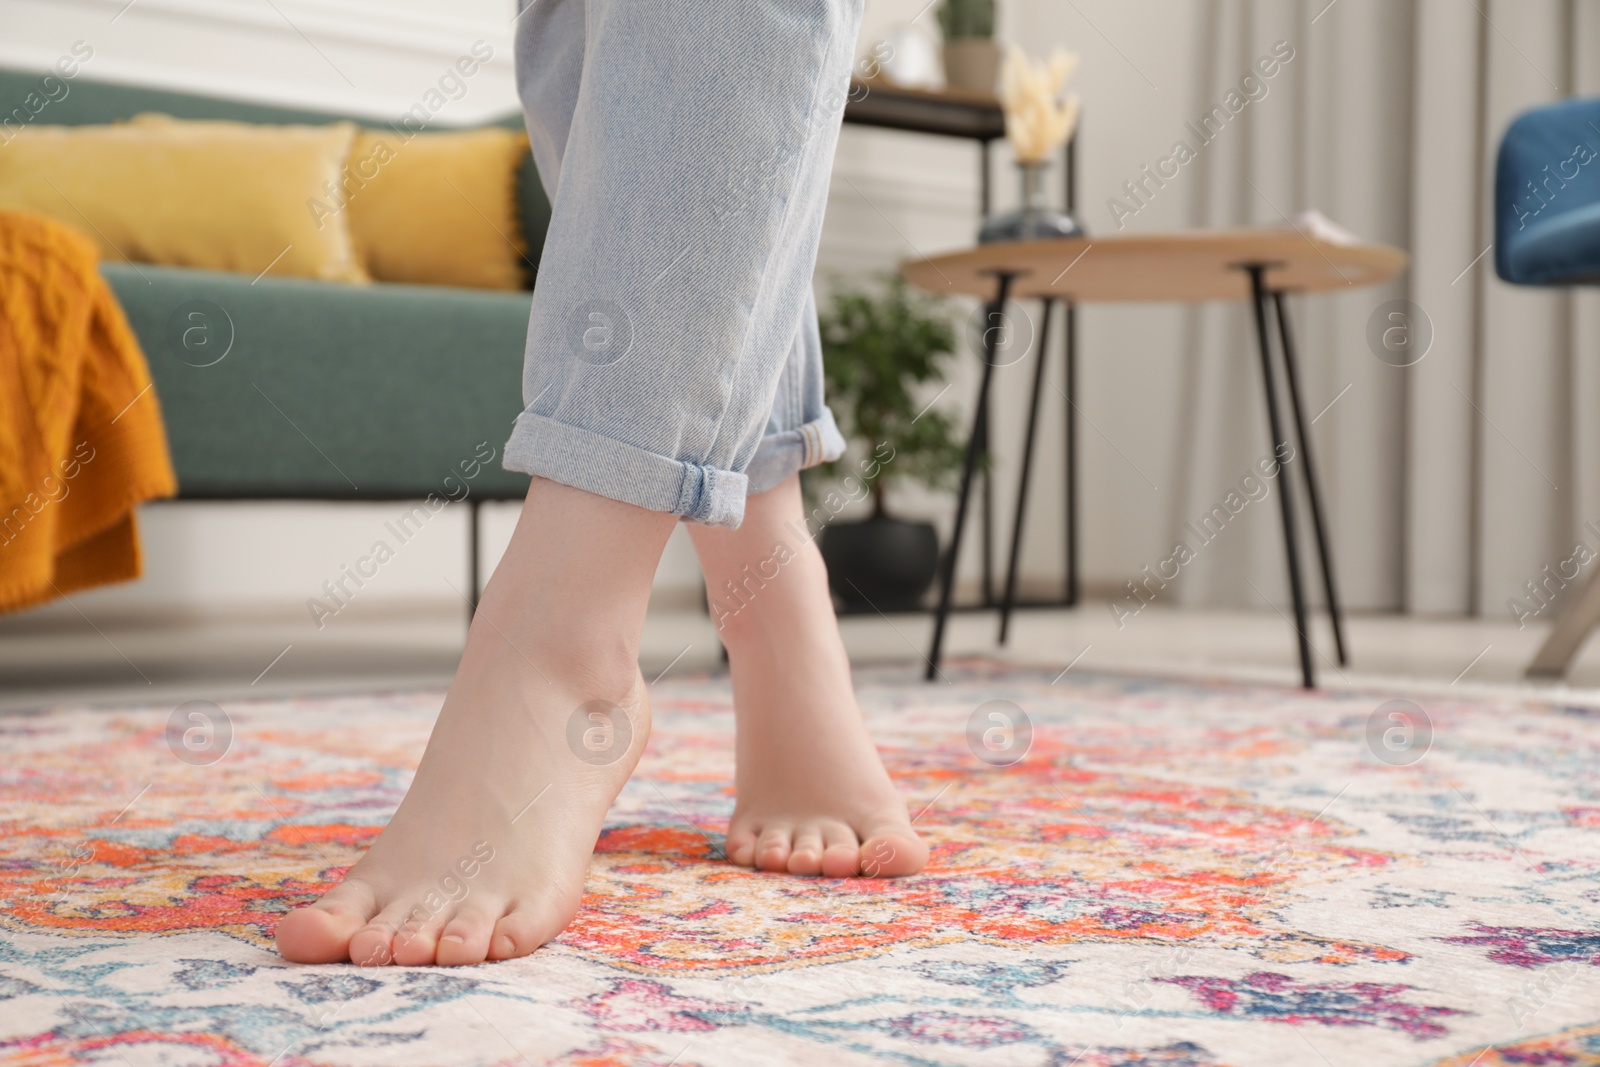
left=819, top=516, right=940, bottom=613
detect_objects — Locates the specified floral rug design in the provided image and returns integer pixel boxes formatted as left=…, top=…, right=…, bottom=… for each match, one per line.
left=2, top=661, right=1598, bottom=1066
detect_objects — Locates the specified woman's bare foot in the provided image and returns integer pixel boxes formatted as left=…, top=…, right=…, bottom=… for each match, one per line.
left=275, top=479, right=676, bottom=966
left=689, top=476, right=927, bottom=878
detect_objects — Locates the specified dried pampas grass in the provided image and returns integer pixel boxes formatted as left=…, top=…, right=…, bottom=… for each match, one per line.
left=999, top=46, right=1080, bottom=162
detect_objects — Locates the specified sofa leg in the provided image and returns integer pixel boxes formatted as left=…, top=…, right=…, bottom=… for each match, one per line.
left=467, top=498, right=481, bottom=621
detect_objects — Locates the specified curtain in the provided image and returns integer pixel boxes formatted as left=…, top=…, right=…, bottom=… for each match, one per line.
left=1164, top=0, right=1600, bottom=620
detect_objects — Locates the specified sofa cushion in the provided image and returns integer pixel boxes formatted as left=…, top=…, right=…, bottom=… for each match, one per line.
left=105, top=262, right=533, bottom=499
left=346, top=127, right=532, bottom=291
left=0, top=116, right=368, bottom=282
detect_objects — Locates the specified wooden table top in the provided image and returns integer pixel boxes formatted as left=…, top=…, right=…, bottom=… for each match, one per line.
left=900, top=225, right=1408, bottom=303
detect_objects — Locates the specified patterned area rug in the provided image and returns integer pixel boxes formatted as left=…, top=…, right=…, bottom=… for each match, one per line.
left=2, top=660, right=1598, bottom=1067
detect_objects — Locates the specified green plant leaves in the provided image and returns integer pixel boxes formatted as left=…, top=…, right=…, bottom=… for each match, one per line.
left=817, top=274, right=967, bottom=516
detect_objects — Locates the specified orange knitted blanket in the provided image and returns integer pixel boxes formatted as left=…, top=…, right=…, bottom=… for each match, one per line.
left=0, top=211, right=176, bottom=613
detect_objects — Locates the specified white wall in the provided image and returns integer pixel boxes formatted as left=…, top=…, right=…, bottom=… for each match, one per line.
left=1, top=0, right=1232, bottom=630
left=0, top=0, right=522, bottom=120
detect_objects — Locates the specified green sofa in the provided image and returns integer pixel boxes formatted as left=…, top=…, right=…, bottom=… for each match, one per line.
left=0, top=68, right=548, bottom=502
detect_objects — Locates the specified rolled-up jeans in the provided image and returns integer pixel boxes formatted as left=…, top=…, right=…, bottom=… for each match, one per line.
left=502, top=0, right=860, bottom=527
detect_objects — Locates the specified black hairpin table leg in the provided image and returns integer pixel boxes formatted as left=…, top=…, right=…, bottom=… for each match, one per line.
left=980, top=399, right=995, bottom=606
left=999, top=298, right=1055, bottom=643
left=1245, top=266, right=1314, bottom=689
left=1271, top=290, right=1347, bottom=666
left=928, top=272, right=1015, bottom=680
left=1064, top=301, right=1079, bottom=606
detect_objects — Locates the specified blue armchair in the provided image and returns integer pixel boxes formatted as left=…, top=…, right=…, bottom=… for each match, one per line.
left=1496, top=96, right=1600, bottom=286
left=1497, top=97, right=1600, bottom=677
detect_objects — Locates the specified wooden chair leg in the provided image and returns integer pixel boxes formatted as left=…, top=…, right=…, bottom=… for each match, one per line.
left=1526, top=568, right=1600, bottom=678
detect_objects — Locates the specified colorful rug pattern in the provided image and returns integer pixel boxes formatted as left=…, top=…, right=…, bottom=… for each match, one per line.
left=1, top=662, right=1598, bottom=1065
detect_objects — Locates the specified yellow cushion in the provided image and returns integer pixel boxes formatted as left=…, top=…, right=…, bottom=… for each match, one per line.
left=343, top=127, right=530, bottom=291
left=0, top=115, right=367, bottom=283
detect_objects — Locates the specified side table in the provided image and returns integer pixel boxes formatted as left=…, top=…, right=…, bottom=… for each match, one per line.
left=901, top=226, right=1408, bottom=687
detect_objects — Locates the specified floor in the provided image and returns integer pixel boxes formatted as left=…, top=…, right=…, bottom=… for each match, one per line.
left=3, top=598, right=1598, bottom=712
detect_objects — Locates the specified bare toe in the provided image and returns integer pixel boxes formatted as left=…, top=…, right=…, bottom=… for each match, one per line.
left=754, top=826, right=792, bottom=872
left=786, top=828, right=824, bottom=876
left=275, top=906, right=364, bottom=964
left=489, top=904, right=565, bottom=961
left=275, top=880, right=376, bottom=964
left=436, top=906, right=497, bottom=966
left=725, top=828, right=758, bottom=868
left=821, top=824, right=861, bottom=878
left=348, top=923, right=397, bottom=967
left=391, top=912, right=446, bottom=966
left=860, top=825, right=928, bottom=877
left=350, top=901, right=413, bottom=967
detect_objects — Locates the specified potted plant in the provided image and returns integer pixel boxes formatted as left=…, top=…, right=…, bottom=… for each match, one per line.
left=938, top=0, right=1000, bottom=95
left=813, top=275, right=966, bottom=612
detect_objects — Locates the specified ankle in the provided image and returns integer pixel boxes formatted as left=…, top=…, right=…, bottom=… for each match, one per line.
left=546, top=626, right=647, bottom=705
left=708, top=587, right=791, bottom=651
left=459, top=585, right=642, bottom=707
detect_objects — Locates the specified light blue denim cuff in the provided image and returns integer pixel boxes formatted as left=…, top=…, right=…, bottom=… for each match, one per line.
left=745, top=407, right=847, bottom=496
left=503, top=412, right=748, bottom=527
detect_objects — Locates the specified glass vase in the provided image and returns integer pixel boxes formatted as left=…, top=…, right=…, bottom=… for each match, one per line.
left=978, top=160, right=1084, bottom=244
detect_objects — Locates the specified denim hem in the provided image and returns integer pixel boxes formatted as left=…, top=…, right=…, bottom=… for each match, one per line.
left=503, top=411, right=748, bottom=526
left=745, top=406, right=848, bottom=496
